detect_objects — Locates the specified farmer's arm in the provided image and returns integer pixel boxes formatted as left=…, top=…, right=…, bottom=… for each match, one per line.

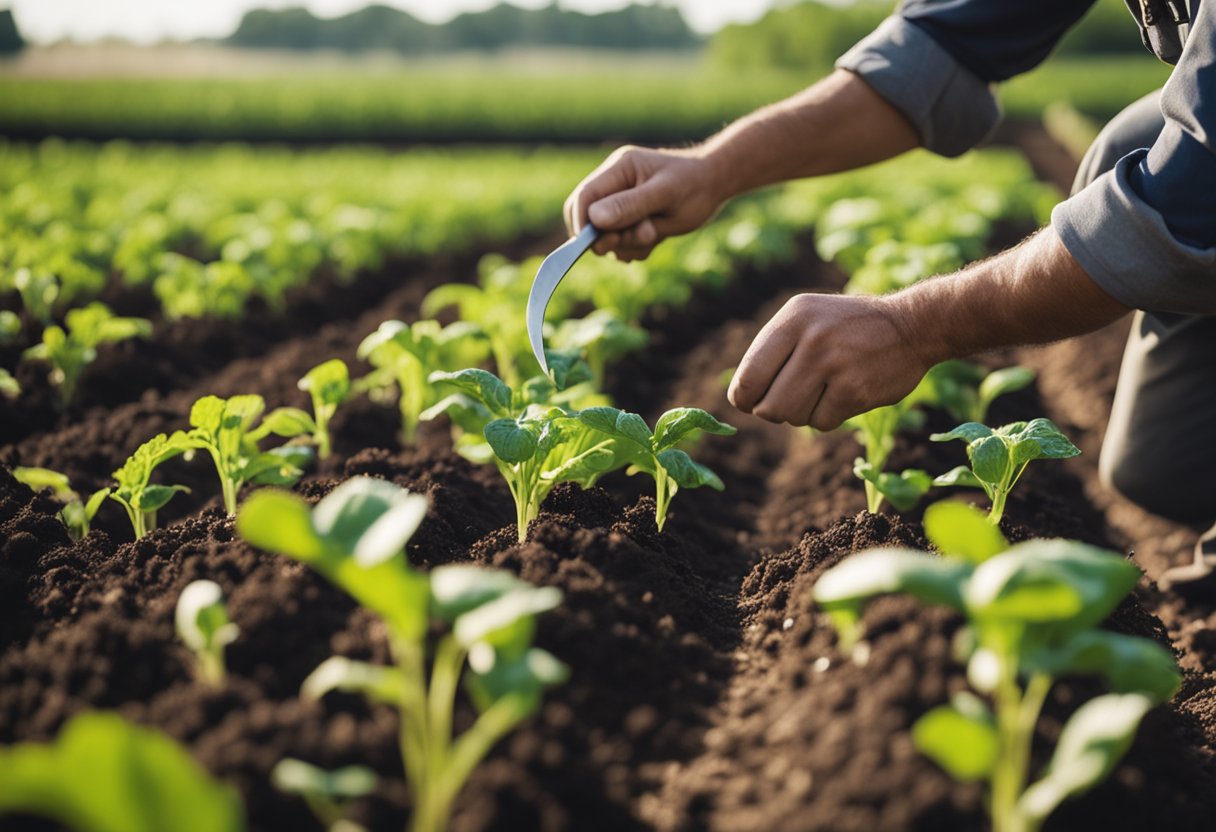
left=733, top=0, right=1216, bottom=428
left=568, top=1, right=1096, bottom=260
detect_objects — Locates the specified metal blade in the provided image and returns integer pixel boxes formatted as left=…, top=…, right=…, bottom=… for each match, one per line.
left=526, top=222, right=600, bottom=376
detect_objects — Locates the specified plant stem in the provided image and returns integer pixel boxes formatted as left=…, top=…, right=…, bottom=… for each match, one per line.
left=990, top=661, right=1051, bottom=832
left=430, top=693, right=528, bottom=827
left=988, top=489, right=1009, bottom=526
left=654, top=470, right=672, bottom=531
left=864, top=480, right=882, bottom=514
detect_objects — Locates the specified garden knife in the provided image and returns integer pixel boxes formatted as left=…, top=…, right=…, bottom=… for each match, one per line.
left=527, top=222, right=600, bottom=376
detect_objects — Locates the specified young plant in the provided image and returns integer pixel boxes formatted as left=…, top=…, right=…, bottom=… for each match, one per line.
left=21, top=302, right=152, bottom=408
left=427, top=365, right=619, bottom=541
left=931, top=418, right=1081, bottom=525
left=925, top=360, right=1036, bottom=424
left=108, top=432, right=194, bottom=538
left=843, top=382, right=932, bottom=514
left=576, top=406, right=736, bottom=532
left=0, top=368, right=18, bottom=400
left=549, top=309, right=647, bottom=387
left=286, top=359, right=351, bottom=459
left=422, top=278, right=531, bottom=387
left=238, top=477, right=567, bottom=832
left=0, top=712, right=245, bottom=832
left=356, top=319, right=488, bottom=446
left=813, top=501, right=1179, bottom=832
left=176, top=579, right=239, bottom=686
left=272, top=758, right=376, bottom=832
left=185, top=394, right=314, bottom=516
left=12, top=466, right=110, bottom=541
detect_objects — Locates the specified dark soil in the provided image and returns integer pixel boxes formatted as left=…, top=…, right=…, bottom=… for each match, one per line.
left=3, top=124, right=1216, bottom=832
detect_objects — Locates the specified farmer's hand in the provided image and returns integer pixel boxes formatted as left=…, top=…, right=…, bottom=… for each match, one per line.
left=728, top=293, right=932, bottom=431
left=565, top=145, right=726, bottom=262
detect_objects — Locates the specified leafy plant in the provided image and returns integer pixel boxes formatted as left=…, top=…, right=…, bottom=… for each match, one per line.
left=238, top=477, right=567, bottom=832
left=11, top=465, right=109, bottom=541
left=0, top=309, right=20, bottom=344
left=288, top=359, right=351, bottom=459
left=932, top=418, right=1081, bottom=525
left=185, top=394, right=314, bottom=516
left=427, top=366, right=618, bottom=541
left=843, top=382, right=933, bottom=514
left=108, top=433, right=193, bottom=538
left=21, top=302, right=152, bottom=407
left=576, top=405, right=736, bottom=531
left=813, top=501, right=1179, bottom=832
left=549, top=309, right=647, bottom=387
left=0, top=711, right=245, bottom=832
left=272, top=758, right=376, bottom=832
left=925, top=361, right=1036, bottom=425
left=356, top=319, right=488, bottom=446
left=422, top=276, right=532, bottom=388
left=176, top=580, right=239, bottom=686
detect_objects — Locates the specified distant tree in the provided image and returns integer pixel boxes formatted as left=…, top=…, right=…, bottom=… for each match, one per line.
left=0, top=9, right=24, bottom=55
left=710, top=1, right=891, bottom=72
left=225, top=2, right=700, bottom=54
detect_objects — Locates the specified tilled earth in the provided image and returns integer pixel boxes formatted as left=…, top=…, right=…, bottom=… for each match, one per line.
left=2, top=135, right=1216, bottom=831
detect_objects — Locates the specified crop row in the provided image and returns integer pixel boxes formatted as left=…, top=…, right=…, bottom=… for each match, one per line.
left=2, top=146, right=1175, bottom=832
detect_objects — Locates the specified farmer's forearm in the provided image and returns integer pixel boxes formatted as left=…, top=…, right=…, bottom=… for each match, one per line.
left=888, top=228, right=1133, bottom=367
left=701, top=69, right=920, bottom=200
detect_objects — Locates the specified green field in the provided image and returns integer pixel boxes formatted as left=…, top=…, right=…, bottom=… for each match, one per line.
left=0, top=53, right=1172, bottom=144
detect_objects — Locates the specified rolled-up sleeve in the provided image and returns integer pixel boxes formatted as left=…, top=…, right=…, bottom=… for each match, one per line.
left=837, top=1, right=1095, bottom=157
left=1053, top=1, right=1216, bottom=313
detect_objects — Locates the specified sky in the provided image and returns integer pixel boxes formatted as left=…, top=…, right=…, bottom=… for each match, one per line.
left=6, top=1, right=780, bottom=45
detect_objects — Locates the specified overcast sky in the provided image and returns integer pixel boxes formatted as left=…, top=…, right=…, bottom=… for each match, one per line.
left=7, top=1, right=780, bottom=44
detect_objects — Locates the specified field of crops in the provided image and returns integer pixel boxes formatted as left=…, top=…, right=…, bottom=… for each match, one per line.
left=2, top=128, right=1215, bottom=832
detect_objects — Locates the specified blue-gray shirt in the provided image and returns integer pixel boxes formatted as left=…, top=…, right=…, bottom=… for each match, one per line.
left=836, top=1, right=1216, bottom=314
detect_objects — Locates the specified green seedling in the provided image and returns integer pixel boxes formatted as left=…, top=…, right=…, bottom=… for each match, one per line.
left=186, top=394, right=314, bottom=516
left=932, top=418, right=1081, bottom=525
left=238, top=477, right=567, bottom=832
left=11, top=465, right=109, bottom=541
left=356, top=319, right=488, bottom=446
left=21, top=302, right=152, bottom=408
left=843, top=381, right=933, bottom=514
left=576, top=405, right=736, bottom=531
left=272, top=758, right=376, bottom=832
left=427, top=365, right=617, bottom=541
left=0, top=310, right=20, bottom=344
left=11, top=267, right=59, bottom=324
left=108, top=433, right=193, bottom=538
left=0, top=711, right=245, bottom=832
left=422, top=276, right=531, bottom=387
left=813, top=501, right=1179, bottom=832
left=925, top=360, right=1037, bottom=424
left=549, top=309, right=647, bottom=387
left=281, top=358, right=352, bottom=459
left=176, top=579, right=239, bottom=686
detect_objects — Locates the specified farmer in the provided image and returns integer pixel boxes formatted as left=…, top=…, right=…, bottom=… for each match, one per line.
left=564, top=1, right=1216, bottom=589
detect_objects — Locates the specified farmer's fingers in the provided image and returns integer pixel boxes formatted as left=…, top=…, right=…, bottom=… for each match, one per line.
left=750, top=341, right=823, bottom=425
left=729, top=321, right=799, bottom=414
left=567, top=148, right=642, bottom=234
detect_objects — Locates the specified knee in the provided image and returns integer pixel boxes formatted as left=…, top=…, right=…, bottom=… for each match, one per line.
left=1100, top=439, right=1210, bottom=526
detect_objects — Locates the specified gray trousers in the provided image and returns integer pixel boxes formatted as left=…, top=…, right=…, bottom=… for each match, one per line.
left=1082, top=91, right=1215, bottom=526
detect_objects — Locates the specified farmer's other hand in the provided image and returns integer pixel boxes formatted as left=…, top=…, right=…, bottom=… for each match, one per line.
left=565, top=145, right=725, bottom=262
left=728, top=293, right=932, bottom=430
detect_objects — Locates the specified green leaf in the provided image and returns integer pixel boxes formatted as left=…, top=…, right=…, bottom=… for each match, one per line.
left=923, top=501, right=1008, bottom=564
left=912, top=698, right=998, bottom=781
left=652, top=407, right=737, bottom=450
left=1026, top=630, right=1180, bottom=703
left=12, top=466, right=74, bottom=499
left=310, top=477, right=429, bottom=568
left=485, top=418, right=539, bottom=464
left=968, top=435, right=1011, bottom=485
left=853, top=459, right=932, bottom=511
left=259, top=407, right=317, bottom=438
left=300, top=656, right=407, bottom=706
left=188, top=395, right=226, bottom=434
left=977, top=366, right=1035, bottom=408
left=356, top=319, right=409, bottom=360
left=237, top=489, right=329, bottom=562
left=453, top=585, right=563, bottom=649
left=429, top=368, right=512, bottom=416
left=966, top=540, right=1140, bottom=630
left=576, top=406, right=653, bottom=450
left=930, top=422, right=992, bottom=444
left=299, top=359, right=350, bottom=407
left=429, top=565, right=532, bottom=622
left=175, top=580, right=238, bottom=653
left=83, top=487, right=111, bottom=522
left=541, top=440, right=618, bottom=487
left=543, top=348, right=593, bottom=389
left=272, top=759, right=377, bottom=800
left=1018, top=693, right=1155, bottom=824
left=465, top=647, right=569, bottom=714
left=1010, top=418, right=1082, bottom=462
left=137, top=484, right=189, bottom=513
left=0, top=712, right=245, bottom=832
left=419, top=393, right=493, bottom=433
left=656, top=448, right=724, bottom=491
left=932, top=465, right=987, bottom=490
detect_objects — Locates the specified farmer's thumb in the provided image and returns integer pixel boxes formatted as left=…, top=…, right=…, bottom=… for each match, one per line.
left=588, top=179, right=668, bottom=231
